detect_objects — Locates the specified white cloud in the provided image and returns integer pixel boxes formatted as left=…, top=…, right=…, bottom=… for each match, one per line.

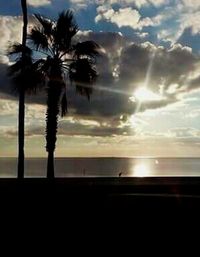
left=180, top=11, right=200, bottom=35
left=0, top=15, right=36, bottom=62
left=136, top=0, right=168, bottom=7
left=27, top=0, right=51, bottom=7
left=135, top=32, right=149, bottom=38
left=155, top=2, right=200, bottom=43
left=169, top=127, right=200, bottom=138
left=181, top=0, right=200, bottom=8
left=69, top=0, right=89, bottom=9
left=95, top=6, right=141, bottom=28
left=148, top=0, right=168, bottom=7
left=0, top=16, right=22, bottom=55
left=95, top=6, right=160, bottom=30
left=69, top=0, right=169, bottom=9
left=185, top=109, right=200, bottom=119
left=133, top=0, right=149, bottom=8
left=76, top=0, right=168, bottom=9
left=95, top=4, right=171, bottom=31
left=0, top=99, right=18, bottom=116
left=107, top=7, right=141, bottom=29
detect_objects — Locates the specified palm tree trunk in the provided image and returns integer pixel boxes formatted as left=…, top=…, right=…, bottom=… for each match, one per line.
left=18, top=89, right=25, bottom=178
left=47, top=151, right=54, bottom=178
left=46, top=80, right=61, bottom=178
left=21, top=0, right=27, bottom=48
left=18, top=0, right=27, bottom=178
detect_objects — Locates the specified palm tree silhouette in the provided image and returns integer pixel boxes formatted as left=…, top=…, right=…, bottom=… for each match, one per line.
left=8, top=50, right=44, bottom=178
left=8, top=0, right=44, bottom=178
left=29, top=10, right=100, bottom=178
left=8, top=0, right=28, bottom=178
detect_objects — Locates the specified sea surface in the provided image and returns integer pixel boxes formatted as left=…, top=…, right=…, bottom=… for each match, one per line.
left=0, top=157, right=200, bottom=177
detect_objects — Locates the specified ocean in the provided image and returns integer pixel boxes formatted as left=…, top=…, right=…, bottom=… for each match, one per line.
left=0, top=157, right=200, bottom=177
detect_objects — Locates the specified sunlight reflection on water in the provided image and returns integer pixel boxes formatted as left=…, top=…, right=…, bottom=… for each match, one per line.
left=131, top=159, right=159, bottom=177
left=133, top=163, right=151, bottom=177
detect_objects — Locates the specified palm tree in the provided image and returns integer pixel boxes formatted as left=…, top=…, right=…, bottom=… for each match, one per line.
left=8, top=1, right=44, bottom=178
left=7, top=0, right=28, bottom=178
left=8, top=44, right=44, bottom=172
left=17, top=0, right=28, bottom=178
left=29, top=10, right=100, bottom=178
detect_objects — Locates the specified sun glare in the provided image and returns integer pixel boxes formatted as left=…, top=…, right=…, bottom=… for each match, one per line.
left=133, top=164, right=150, bottom=177
left=133, top=87, right=162, bottom=102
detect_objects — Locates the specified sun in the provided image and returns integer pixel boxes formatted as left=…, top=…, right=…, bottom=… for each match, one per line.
left=133, top=87, right=162, bottom=102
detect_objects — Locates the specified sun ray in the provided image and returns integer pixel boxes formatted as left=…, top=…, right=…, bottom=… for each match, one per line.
left=133, top=46, right=158, bottom=113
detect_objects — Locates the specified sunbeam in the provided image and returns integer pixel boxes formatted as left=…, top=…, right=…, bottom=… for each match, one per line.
left=133, top=47, right=158, bottom=113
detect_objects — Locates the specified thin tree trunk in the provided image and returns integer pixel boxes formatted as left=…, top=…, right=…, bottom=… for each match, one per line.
left=18, top=89, right=25, bottom=178
left=47, top=151, right=54, bottom=178
left=18, top=0, right=27, bottom=178
left=21, top=0, right=27, bottom=48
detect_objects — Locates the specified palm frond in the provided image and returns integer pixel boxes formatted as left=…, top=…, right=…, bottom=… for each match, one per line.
left=8, top=59, right=30, bottom=76
left=8, top=60, right=22, bottom=75
left=8, top=43, right=33, bottom=76
left=34, top=13, right=54, bottom=37
left=73, top=41, right=101, bottom=59
left=23, top=64, right=46, bottom=93
left=69, top=58, right=97, bottom=100
left=10, top=66, right=45, bottom=93
left=54, top=10, right=78, bottom=52
left=8, top=57, right=45, bottom=93
left=29, top=26, right=49, bottom=51
left=8, top=43, right=32, bottom=57
left=33, top=58, right=50, bottom=74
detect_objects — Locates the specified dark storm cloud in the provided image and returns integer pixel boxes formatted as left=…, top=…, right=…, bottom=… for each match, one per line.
left=119, top=42, right=198, bottom=91
left=77, top=31, right=126, bottom=52
left=1, top=29, right=200, bottom=124
left=187, top=76, right=200, bottom=91
left=5, top=118, right=134, bottom=138
left=59, top=120, right=134, bottom=137
left=0, top=61, right=15, bottom=100
left=69, top=36, right=199, bottom=116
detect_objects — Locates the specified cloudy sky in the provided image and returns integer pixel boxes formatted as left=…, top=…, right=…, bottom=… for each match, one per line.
left=1, top=0, right=200, bottom=157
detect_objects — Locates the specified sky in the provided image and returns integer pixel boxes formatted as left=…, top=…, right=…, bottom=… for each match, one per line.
left=1, top=0, right=200, bottom=157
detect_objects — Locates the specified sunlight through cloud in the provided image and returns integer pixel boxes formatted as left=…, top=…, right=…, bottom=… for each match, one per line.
left=131, top=87, right=163, bottom=102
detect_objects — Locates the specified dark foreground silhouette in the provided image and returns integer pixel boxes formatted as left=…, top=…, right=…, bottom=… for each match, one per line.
left=1, top=177, right=200, bottom=212
left=0, top=177, right=199, bottom=248
left=28, top=11, right=100, bottom=178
